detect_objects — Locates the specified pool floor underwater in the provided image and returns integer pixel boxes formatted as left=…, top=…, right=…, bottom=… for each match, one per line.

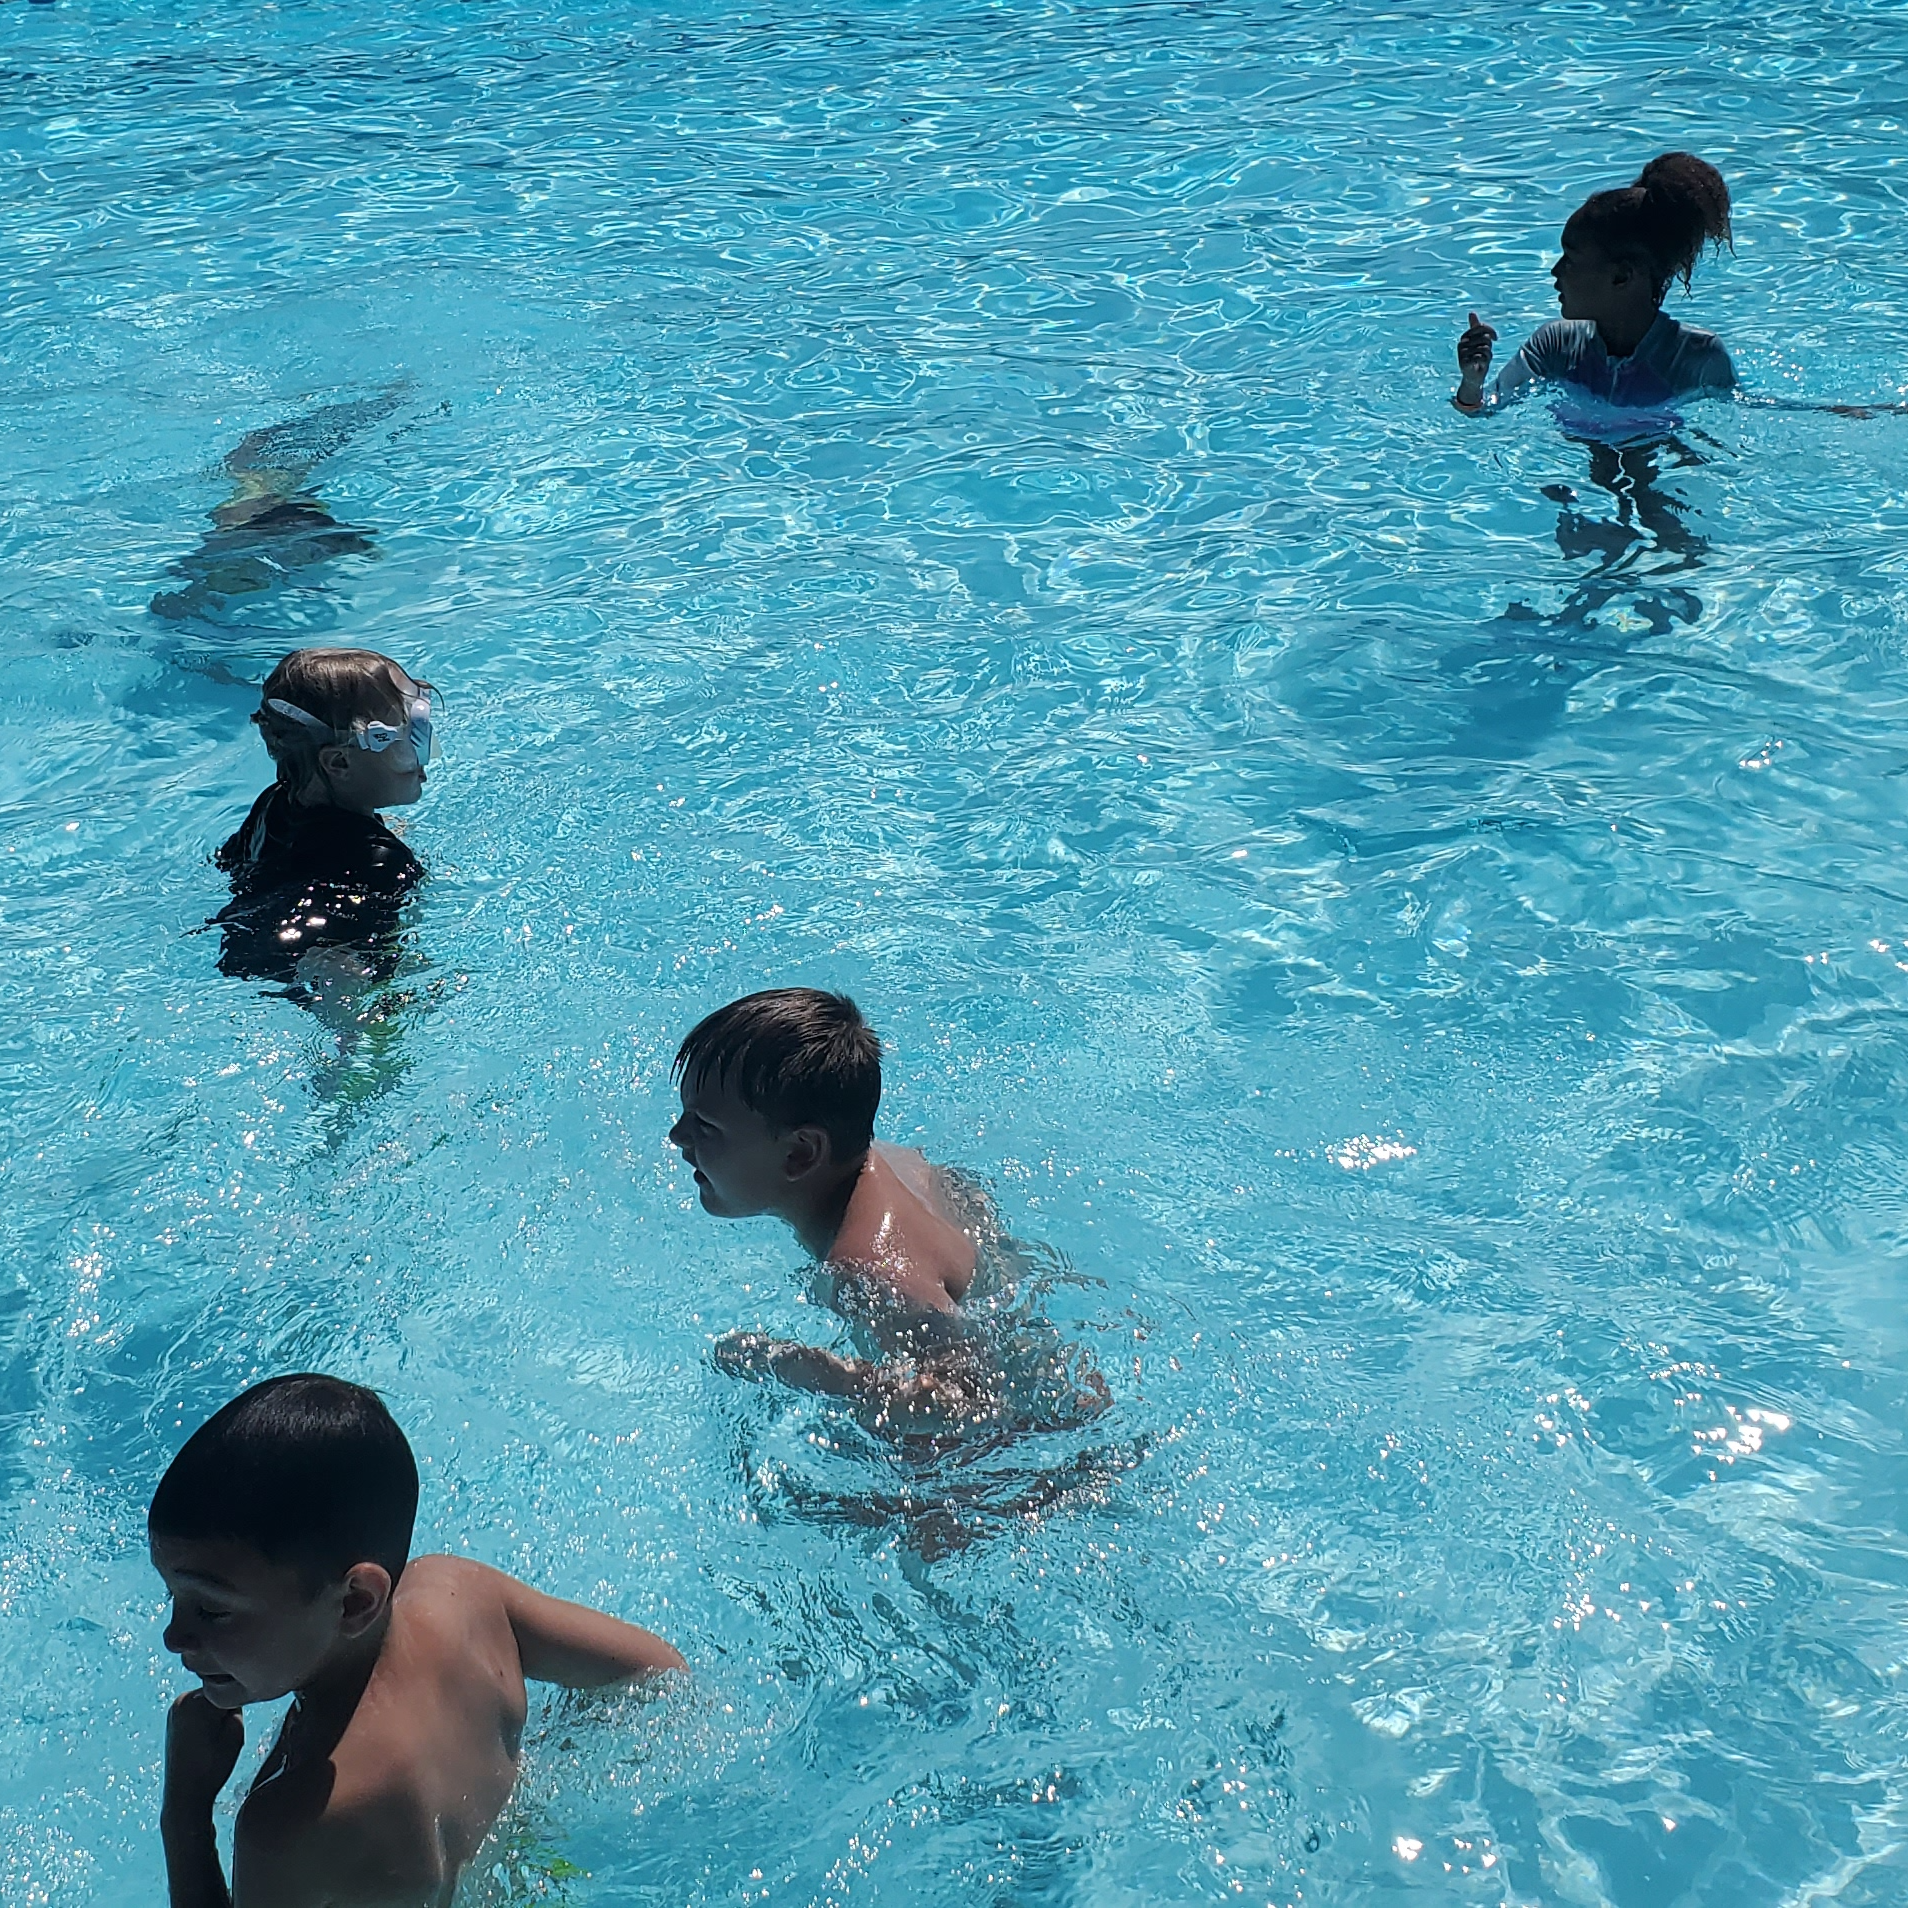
left=6, top=1, right=1908, bottom=1904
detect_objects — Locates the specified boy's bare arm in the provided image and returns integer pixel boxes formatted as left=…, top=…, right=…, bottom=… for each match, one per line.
left=715, top=1331, right=872, bottom=1395
left=494, top=1567, right=685, bottom=1686
left=714, top=1331, right=983, bottom=1424
left=162, top=1692, right=242, bottom=1908
left=163, top=1700, right=338, bottom=1908
left=163, top=1693, right=397, bottom=1908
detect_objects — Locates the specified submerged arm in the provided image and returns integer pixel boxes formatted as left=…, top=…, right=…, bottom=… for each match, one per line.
left=714, top=1331, right=873, bottom=1395
left=714, top=1331, right=985, bottom=1426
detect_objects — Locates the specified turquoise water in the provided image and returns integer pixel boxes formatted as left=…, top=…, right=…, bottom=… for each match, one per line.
left=7, top=0, right=1908, bottom=1901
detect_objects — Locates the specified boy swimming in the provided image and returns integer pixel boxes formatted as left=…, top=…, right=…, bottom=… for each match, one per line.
left=1454, top=152, right=1735, bottom=413
left=151, top=1374, right=683, bottom=1908
left=213, top=647, right=433, bottom=997
left=667, top=988, right=986, bottom=1420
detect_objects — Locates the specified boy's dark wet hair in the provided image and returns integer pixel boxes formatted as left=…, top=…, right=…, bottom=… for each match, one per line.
left=1566, top=152, right=1732, bottom=299
left=674, top=988, right=882, bottom=1163
left=148, top=1374, right=419, bottom=1590
left=254, top=647, right=428, bottom=791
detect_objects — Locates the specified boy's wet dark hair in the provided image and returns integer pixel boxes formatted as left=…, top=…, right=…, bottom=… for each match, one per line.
left=148, top=1374, right=419, bottom=1590
left=1566, top=152, right=1732, bottom=299
left=674, top=988, right=882, bottom=1163
left=254, top=647, right=427, bottom=791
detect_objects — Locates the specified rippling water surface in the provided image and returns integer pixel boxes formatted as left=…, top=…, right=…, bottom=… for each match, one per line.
left=7, top=1, right=1908, bottom=1902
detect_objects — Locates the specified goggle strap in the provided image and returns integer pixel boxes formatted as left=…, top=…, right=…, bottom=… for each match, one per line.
left=264, top=697, right=338, bottom=739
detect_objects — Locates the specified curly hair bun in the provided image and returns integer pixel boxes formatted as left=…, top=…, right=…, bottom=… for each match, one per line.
left=1570, top=151, right=1733, bottom=295
left=1637, top=151, right=1732, bottom=250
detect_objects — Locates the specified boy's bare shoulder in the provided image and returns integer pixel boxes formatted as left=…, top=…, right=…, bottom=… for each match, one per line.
left=387, top=1556, right=525, bottom=1681
left=834, top=1146, right=977, bottom=1308
left=868, top=1143, right=974, bottom=1226
left=398, top=1553, right=514, bottom=1604
left=870, top=1139, right=935, bottom=1190
left=233, top=1557, right=528, bottom=1907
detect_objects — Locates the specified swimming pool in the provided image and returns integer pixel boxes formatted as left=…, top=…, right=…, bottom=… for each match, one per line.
left=6, top=0, right=1908, bottom=1900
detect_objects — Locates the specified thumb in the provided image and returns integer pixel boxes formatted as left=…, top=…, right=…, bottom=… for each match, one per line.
left=1468, top=311, right=1481, bottom=328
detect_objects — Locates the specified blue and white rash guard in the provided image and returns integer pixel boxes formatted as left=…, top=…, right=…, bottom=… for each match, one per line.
left=1487, top=311, right=1735, bottom=409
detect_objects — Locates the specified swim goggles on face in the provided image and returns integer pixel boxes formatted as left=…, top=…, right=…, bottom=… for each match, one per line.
left=264, top=687, right=435, bottom=764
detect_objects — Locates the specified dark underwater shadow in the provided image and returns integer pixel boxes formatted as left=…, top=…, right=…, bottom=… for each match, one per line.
left=1536, top=428, right=1712, bottom=630
left=1443, top=428, right=1721, bottom=761
left=746, top=1427, right=1150, bottom=1563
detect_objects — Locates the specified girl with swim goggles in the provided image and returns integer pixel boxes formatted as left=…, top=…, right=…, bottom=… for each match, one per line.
left=214, top=648, right=436, bottom=988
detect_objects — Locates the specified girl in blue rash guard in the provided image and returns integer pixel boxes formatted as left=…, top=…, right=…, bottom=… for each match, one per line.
left=212, top=646, right=434, bottom=994
left=1453, top=152, right=1735, bottom=415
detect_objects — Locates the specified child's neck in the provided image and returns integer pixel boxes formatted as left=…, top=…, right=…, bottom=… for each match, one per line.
left=289, top=776, right=381, bottom=818
left=284, top=1621, right=388, bottom=1758
left=786, top=1155, right=869, bottom=1261
left=1595, top=305, right=1661, bottom=360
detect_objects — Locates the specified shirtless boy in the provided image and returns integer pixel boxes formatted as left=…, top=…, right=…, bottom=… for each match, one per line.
left=667, top=988, right=983, bottom=1418
left=151, top=1374, right=683, bottom=1908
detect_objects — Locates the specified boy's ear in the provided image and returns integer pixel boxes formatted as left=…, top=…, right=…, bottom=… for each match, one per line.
left=779, top=1125, right=832, bottom=1182
left=316, top=743, right=352, bottom=778
left=336, top=1562, right=394, bottom=1638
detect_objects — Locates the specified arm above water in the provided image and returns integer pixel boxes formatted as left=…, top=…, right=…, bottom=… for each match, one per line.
left=1452, top=310, right=1498, bottom=412
left=493, top=1565, right=685, bottom=1685
left=1455, top=318, right=1574, bottom=415
left=167, top=1694, right=395, bottom=1908
left=1689, top=333, right=1737, bottom=397
left=162, top=1693, right=244, bottom=1908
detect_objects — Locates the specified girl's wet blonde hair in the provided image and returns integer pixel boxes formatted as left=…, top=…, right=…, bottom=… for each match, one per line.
left=253, top=647, right=430, bottom=790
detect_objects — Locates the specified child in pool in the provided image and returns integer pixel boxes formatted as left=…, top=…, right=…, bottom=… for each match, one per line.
left=668, top=988, right=986, bottom=1420
left=151, top=1374, right=683, bottom=1908
left=150, top=390, right=404, bottom=625
left=1454, top=152, right=1735, bottom=414
left=213, top=647, right=433, bottom=996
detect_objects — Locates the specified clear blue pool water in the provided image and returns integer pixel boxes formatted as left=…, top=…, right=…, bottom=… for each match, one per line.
left=7, top=0, right=1908, bottom=1902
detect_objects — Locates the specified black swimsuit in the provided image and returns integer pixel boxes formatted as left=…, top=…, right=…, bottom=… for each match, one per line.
left=212, top=785, right=422, bottom=987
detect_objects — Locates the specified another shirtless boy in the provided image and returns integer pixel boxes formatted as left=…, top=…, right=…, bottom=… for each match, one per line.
left=151, top=1374, right=683, bottom=1908
left=667, top=988, right=983, bottom=1420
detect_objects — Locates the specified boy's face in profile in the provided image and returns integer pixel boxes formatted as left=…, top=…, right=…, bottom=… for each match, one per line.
left=304, top=672, right=432, bottom=814
left=151, top=1533, right=356, bottom=1709
left=668, top=1073, right=812, bottom=1220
